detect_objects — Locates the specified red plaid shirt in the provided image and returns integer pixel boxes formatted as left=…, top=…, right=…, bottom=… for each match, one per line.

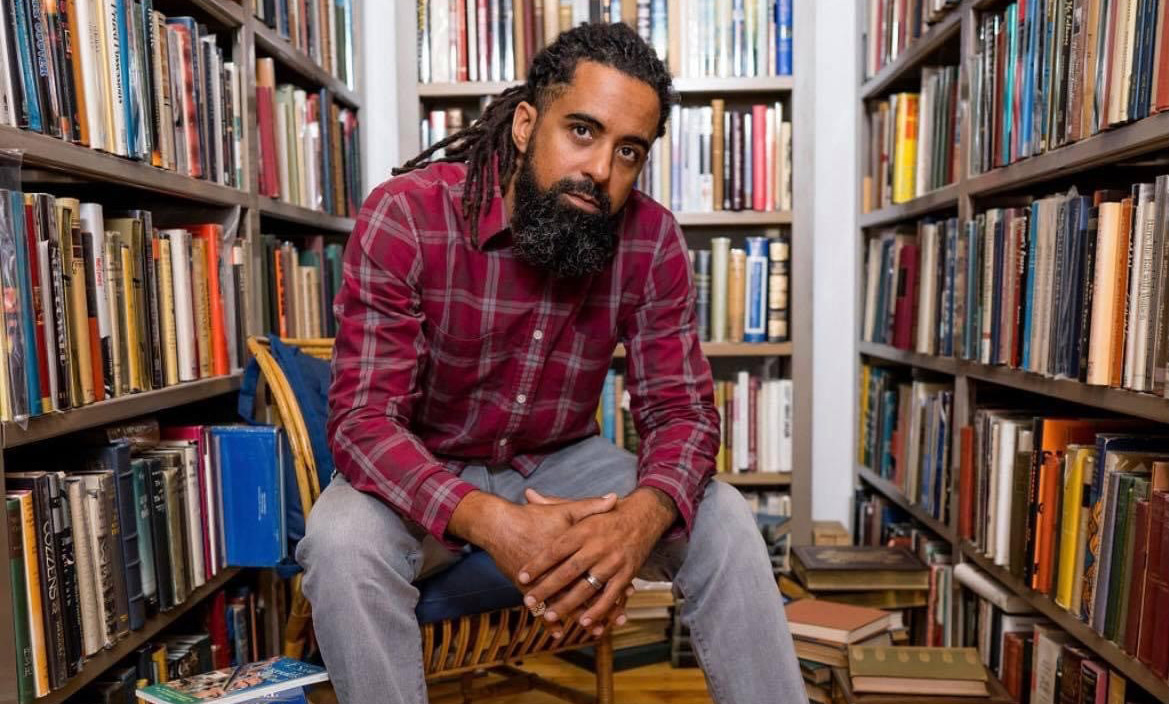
left=328, top=161, right=719, bottom=546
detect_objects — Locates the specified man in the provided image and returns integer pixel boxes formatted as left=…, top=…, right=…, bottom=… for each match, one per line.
left=298, top=22, right=803, bottom=704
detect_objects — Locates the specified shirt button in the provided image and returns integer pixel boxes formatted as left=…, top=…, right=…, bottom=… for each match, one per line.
left=516, top=394, right=527, bottom=405
left=499, top=438, right=508, bottom=446
left=532, top=330, right=543, bottom=341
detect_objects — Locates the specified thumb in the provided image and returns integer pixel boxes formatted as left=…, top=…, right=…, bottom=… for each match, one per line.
left=525, top=488, right=569, bottom=505
left=565, top=493, right=618, bottom=522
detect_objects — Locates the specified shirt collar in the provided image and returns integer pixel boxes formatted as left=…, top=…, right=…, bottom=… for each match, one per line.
left=471, top=158, right=510, bottom=250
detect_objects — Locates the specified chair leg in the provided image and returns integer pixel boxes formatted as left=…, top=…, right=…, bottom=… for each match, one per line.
left=595, top=634, right=614, bottom=704
left=459, top=672, right=475, bottom=704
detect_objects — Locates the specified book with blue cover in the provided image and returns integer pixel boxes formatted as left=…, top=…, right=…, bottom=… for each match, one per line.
left=136, top=657, right=326, bottom=704
left=210, top=426, right=287, bottom=568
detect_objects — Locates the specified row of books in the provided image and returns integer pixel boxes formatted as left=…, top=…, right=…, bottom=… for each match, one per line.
left=863, top=0, right=960, bottom=79
left=255, top=0, right=357, bottom=88
left=861, top=178, right=1169, bottom=396
left=0, top=4, right=245, bottom=187
left=77, top=584, right=282, bottom=704
left=957, top=421, right=1168, bottom=674
left=646, top=101, right=792, bottom=214
left=674, top=0, right=793, bottom=79
left=596, top=370, right=793, bottom=473
left=864, top=65, right=959, bottom=210
left=969, top=0, right=1169, bottom=176
left=256, top=58, right=363, bottom=218
left=0, top=194, right=248, bottom=423
left=857, top=366, right=954, bottom=523
left=259, top=235, right=345, bottom=341
left=4, top=421, right=290, bottom=701
left=693, top=235, right=790, bottom=345
left=956, top=561, right=1163, bottom=703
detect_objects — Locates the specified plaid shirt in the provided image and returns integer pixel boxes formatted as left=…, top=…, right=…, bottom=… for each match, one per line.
left=328, top=160, right=719, bottom=547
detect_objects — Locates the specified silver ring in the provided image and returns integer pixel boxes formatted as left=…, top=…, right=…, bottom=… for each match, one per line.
left=583, top=573, right=605, bottom=591
left=530, top=601, right=547, bottom=617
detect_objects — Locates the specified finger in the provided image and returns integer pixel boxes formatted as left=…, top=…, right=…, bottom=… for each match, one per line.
left=543, top=579, right=602, bottom=637
left=524, top=488, right=569, bottom=505
left=564, top=493, right=618, bottom=522
left=522, top=548, right=599, bottom=611
left=579, top=570, right=633, bottom=635
left=518, top=531, right=585, bottom=586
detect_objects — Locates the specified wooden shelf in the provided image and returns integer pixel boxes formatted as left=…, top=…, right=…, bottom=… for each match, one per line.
left=675, top=210, right=792, bottom=226
left=613, top=342, right=792, bottom=358
left=34, top=569, right=242, bottom=704
left=253, top=20, right=362, bottom=109
left=960, top=547, right=1169, bottom=702
left=856, top=464, right=956, bottom=542
left=966, top=110, right=1169, bottom=198
left=258, top=197, right=356, bottom=233
left=858, top=183, right=961, bottom=228
left=189, top=0, right=246, bottom=27
left=716, top=472, right=792, bottom=487
left=859, top=341, right=1169, bottom=424
left=3, top=127, right=251, bottom=207
left=417, top=76, right=793, bottom=99
left=859, top=2, right=964, bottom=100
left=672, top=76, right=794, bottom=94
left=3, top=375, right=243, bottom=449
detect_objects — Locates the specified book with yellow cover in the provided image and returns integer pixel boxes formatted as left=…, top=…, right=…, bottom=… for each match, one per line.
left=1055, top=445, right=1092, bottom=610
left=727, top=249, right=746, bottom=342
left=892, top=93, right=919, bottom=204
left=190, top=238, right=213, bottom=380
left=157, top=237, right=180, bottom=386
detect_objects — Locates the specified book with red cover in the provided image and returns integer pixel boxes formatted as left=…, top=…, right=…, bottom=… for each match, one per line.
left=1079, top=659, right=1108, bottom=704
left=892, top=242, right=919, bottom=350
left=958, top=426, right=975, bottom=541
left=1137, top=489, right=1168, bottom=677
left=185, top=225, right=229, bottom=376
left=752, top=104, right=768, bottom=212
left=24, top=201, right=52, bottom=409
left=1001, top=631, right=1033, bottom=704
left=1122, top=499, right=1151, bottom=655
left=455, top=0, right=468, bottom=82
left=1153, top=0, right=1169, bottom=112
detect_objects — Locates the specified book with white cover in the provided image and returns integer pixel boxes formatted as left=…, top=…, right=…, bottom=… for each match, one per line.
left=164, top=229, right=198, bottom=382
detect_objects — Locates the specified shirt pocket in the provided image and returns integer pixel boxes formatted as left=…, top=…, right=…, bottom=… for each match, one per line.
left=421, top=326, right=505, bottom=412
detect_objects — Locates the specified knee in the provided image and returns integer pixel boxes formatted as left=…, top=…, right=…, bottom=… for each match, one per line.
left=690, top=482, right=765, bottom=560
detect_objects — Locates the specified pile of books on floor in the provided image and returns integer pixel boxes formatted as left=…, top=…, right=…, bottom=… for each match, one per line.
left=782, top=545, right=931, bottom=611
left=784, top=599, right=902, bottom=703
left=832, top=646, right=1013, bottom=703
left=136, top=656, right=328, bottom=704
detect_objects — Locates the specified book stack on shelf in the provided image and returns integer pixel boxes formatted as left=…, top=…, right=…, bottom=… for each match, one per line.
left=0, top=1, right=363, bottom=701
left=3, top=419, right=291, bottom=702
left=855, top=2, right=1169, bottom=697
left=0, top=5, right=245, bottom=188
left=408, top=0, right=806, bottom=540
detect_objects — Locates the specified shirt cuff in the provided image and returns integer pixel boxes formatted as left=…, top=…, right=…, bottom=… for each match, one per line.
left=410, top=467, right=480, bottom=550
left=637, top=473, right=707, bottom=539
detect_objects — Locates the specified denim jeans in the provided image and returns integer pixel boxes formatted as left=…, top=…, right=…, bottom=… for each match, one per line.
left=297, top=436, right=804, bottom=703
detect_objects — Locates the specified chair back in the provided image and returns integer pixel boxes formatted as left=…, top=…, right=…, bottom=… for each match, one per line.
left=244, top=336, right=335, bottom=524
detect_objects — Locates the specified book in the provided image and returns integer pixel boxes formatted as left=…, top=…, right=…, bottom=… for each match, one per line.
left=784, top=598, right=893, bottom=645
left=848, top=646, right=988, bottom=697
left=791, top=546, right=929, bottom=591
left=136, top=657, right=328, bottom=704
left=209, top=426, right=288, bottom=568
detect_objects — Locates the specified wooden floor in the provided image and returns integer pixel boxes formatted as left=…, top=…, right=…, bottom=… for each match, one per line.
left=309, top=656, right=714, bottom=703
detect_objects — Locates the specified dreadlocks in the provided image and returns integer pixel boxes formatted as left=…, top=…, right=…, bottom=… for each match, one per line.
left=394, top=21, right=676, bottom=243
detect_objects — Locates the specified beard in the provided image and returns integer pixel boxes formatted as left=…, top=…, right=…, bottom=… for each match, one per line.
left=509, top=151, right=621, bottom=279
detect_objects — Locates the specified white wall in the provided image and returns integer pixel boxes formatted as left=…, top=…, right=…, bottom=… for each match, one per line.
left=810, top=0, right=859, bottom=529
left=358, top=0, right=403, bottom=196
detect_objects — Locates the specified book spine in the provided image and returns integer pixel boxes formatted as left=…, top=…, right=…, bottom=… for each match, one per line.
left=694, top=249, right=711, bottom=342
left=47, top=474, right=82, bottom=677
left=15, top=492, right=50, bottom=697
left=743, top=236, right=768, bottom=342
left=6, top=497, right=34, bottom=703
left=146, top=461, right=174, bottom=611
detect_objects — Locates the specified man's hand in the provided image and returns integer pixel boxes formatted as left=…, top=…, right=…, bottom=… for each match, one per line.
left=518, top=487, right=677, bottom=638
left=446, top=489, right=618, bottom=590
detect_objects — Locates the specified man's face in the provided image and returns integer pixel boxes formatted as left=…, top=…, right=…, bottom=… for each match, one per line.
left=508, top=61, right=660, bottom=278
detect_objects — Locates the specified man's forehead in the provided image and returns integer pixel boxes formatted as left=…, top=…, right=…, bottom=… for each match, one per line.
left=543, top=62, right=659, bottom=138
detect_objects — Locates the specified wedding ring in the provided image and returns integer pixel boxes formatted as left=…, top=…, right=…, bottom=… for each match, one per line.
left=583, top=572, right=605, bottom=591
left=530, top=601, right=547, bottom=617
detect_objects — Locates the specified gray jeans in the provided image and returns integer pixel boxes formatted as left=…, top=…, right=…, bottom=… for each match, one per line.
left=297, top=436, right=803, bottom=703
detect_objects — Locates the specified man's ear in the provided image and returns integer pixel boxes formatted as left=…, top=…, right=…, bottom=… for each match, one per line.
left=512, top=100, right=538, bottom=155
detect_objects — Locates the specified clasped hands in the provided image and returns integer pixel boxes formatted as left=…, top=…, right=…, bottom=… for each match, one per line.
left=447, top=486, right=676, bottom=640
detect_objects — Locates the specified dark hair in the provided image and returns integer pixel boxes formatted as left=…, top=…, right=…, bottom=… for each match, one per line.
left=395, top=22, right=676, bottom=243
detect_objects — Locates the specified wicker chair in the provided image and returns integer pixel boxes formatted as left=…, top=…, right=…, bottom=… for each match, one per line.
left=244, top=336, right=614, bottom=704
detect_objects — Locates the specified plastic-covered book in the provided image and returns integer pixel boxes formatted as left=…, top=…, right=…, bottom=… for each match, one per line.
left=136, top=657, right=327, bottom=703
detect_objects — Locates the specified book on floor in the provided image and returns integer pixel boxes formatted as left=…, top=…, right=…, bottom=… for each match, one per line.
left=784, top=599, right=893, bottom=645
left=135, top=657, right=326, bottom=704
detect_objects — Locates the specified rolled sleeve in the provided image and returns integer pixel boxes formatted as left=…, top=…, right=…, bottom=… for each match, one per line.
left=621, top=218, right=721, bottom=538
left=327, top=184, right=476, bottom=547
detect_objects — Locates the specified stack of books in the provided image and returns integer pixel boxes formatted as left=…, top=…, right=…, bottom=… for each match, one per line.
left=969, top=1, right=1169, bottom=176
left=784, top=599, right=899, bottom=703
left=857, top=366, right=954, bottom=523
left=256, top=0, right=357, bottom=88
left=596, top=370, right=794, bottom=474
left=863, top=0, right=961, bottom=79
left=0, top=6, right=245, bottom=187
left=693, top=234, right=790, bottom=344
left=864, top=65, right=960, bottom=210
left=4, top=420, right=291, bottom=701
left=137, top=656, right=327, bottom=704
left=258, top=235, right=345, bottom=340
left=785, top=545, right=929, bottom=619
left=0, top=194, right=249, bottom=422
left=256, top=58, right=363, bottom=218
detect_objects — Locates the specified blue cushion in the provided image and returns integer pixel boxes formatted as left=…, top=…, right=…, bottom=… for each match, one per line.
left=240, top=336, right=521, bottom=622
left=414, top=550, right=523, bottom=625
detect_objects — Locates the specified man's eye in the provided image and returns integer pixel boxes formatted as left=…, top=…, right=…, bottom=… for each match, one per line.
left=618, top=146, right=640, bottom=163
left=572, top=125, right=592, bottom=139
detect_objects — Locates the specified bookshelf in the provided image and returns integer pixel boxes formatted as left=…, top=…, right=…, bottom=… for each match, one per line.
left=398, top=1, right=813, bottom=545
left=854, top=0, right=1169, bottom=700
left=0, top=0, right=363, bottom=701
